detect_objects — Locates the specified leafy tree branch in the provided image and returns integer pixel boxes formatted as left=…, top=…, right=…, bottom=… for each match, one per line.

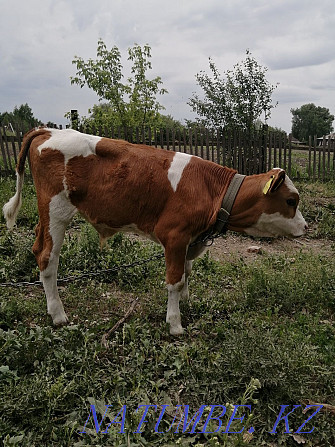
left=189, top=50, right=278, bottom=133
left=71, top=39, right=167, bottom=129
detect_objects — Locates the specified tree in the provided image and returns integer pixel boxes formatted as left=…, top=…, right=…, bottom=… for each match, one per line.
left=71, top=39, right=168, bottom=129
left=0, top=103, right=41, bottom=131
left=80, top=103, right=120, bottom=130
left=155, top=114, right=184, bottom=132
left=78, top=104, right=184, bottom=136
left=188, top=50, right=278, bottom=132
left=291, top=103, right=334, bottom=141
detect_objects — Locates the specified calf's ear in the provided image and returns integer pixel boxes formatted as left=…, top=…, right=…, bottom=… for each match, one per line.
left=263, top=170, right=286, bottom=195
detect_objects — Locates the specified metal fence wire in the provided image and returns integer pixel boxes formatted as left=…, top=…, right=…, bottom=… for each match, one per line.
left=0, top=227, right=228, bottom=288
left=0, top=252, right=165, bottom=288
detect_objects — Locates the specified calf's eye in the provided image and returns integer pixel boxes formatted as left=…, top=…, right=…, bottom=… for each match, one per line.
left=286, top=198, right=296, bottom=207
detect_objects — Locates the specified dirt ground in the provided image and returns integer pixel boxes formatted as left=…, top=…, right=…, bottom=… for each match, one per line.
left=129, top=230, right=333, bottom=265
left=208, top=233, right=334, bottom=263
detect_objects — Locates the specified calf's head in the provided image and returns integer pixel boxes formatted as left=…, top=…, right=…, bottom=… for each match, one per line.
left=229, top=168, right=308, bottom=238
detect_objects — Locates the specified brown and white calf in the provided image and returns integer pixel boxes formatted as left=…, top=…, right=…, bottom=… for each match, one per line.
left=3, top=128, right=307, bottom=335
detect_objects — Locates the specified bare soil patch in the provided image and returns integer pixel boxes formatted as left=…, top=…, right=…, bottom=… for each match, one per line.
left=209, top=233, right=334, bottom=263
left=128, top=230, right=334, bottom=265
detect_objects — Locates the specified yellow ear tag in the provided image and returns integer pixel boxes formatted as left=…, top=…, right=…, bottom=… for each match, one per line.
left=263, top=175, right=274, bottom=195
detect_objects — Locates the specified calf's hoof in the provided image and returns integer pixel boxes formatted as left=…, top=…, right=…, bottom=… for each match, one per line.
left=51, top=313, right=69, bottom=326
left=169, top=325, right=184, bottom=336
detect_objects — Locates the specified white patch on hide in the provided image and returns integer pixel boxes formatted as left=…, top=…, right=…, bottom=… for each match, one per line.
left=272, top=168, right=299, bottom=195
left=284, top=175, right=299, bottom=195
left=38, top=128, right=102, bottom=164
left=168, top=152, right=192, bottom=192
left=245, top=209, right=307, bottom=238
left=49, top=191, right=77, bottom=243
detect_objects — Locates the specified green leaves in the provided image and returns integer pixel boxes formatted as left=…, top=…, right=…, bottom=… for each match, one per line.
left=0, top=103, right=41, bottom=132
left=71, top=40, right=167, bottom=129
left=188, top=50, right=278, bottom=132
left=291, top=103, right=334, bottom=142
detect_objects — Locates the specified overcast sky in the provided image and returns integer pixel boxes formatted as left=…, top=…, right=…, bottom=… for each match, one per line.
left=1, top=0, right=334, bottom=132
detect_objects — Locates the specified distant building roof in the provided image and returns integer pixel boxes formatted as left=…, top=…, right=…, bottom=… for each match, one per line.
left=291, top=136, right=304, bottom=144
left=317, top=132, right=335, bottom=140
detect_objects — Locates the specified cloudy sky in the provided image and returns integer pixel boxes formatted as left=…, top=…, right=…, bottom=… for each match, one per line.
left=1, top=0, right=334, bottom=132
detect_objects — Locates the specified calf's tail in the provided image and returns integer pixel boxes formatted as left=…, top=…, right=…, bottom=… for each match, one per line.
left=3, top=170, right=25, bottom=230
left=2, top=127, right=44, bottom=230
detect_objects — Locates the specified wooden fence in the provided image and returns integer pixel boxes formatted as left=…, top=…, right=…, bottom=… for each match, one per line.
left=0, top=126, right=334, bottom=181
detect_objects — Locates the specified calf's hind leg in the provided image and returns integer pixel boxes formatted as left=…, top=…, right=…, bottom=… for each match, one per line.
left=33, top=192, right=77, bottom=325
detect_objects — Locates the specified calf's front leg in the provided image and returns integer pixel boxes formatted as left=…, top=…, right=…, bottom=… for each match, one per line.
left=166, top=275, right=185, bottom=335
left=164, top=238, right=189, bottom=335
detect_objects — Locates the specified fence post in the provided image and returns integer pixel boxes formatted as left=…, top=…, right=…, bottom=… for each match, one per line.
left=268, top=132, right=272, bottom=171
left=227, top=129, right=232, bottom=168
left=172, top=129, right=176, bottom=151
left=183, top=128, right=187, bottom=153
left=206, top=129, right=210, bottom=161
left=283, top=133, right=287, bottom=171
left=0, top=129, right=9, bottom=172
left=3, top=130, right=14, bottom=171
left=253, top=131, right=258, bottom=174
left=262, top=129, right=268, bottom=174
left=318, top=137, right=322, bottom=180
left=278, top=133, right=282, bottom=168
left=194, top=129, right=198, bottom=157
left=288, top=134, right=292, bottom=177
left=71, top=110, right=79, bottom=130
left=177, top=129, right=181, bottom=152
left=313, top=136, right=317, bottom=181
left=327, top=135, right=331, bottom=180
left=307, top=135, right=312, bottom=180
left=274, top=133, right=278, bottom=168
left=322, top=136, right=326, bottom=182
left=216, top=129, right=221, bottom=166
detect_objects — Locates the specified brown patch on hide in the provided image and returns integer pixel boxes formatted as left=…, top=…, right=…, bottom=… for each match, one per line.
left=28, top=139, right=66, bottom=271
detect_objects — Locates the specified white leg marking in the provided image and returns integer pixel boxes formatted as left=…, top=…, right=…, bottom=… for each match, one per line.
left=42, top=192, right=77, bottom=325
left=166, top=275, right=185, bottom=335
left=41, top=262, right=68, bottom=326
left=167, top=152, right=192, bottom=192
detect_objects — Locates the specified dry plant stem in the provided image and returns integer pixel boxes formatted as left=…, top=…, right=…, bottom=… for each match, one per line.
left=101, top=297, right=140, bottom=347
left=303, top=401, right=335, bottom=415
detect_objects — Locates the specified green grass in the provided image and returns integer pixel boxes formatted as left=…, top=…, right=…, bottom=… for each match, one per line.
left=290, top=148, right=335, bottom=181
left=0, top=176, right=335, bottom=446
left=298, top=181, right=335, bottom=239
